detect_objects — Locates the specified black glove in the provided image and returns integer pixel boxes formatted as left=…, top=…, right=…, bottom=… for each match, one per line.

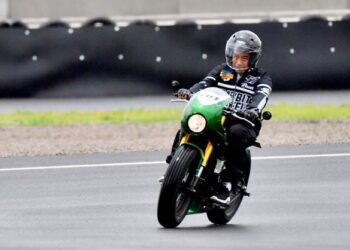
left=243, top=109, right=259, bottom=123
left=177, top=88, right=192, bottom=100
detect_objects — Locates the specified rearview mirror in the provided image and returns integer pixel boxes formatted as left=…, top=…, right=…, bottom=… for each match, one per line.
left=262, top=111, right=272, bottom=120
left=171, top=80, right=181, bottom=91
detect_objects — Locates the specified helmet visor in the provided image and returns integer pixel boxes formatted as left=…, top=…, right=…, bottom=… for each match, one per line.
left=227, top=40, right=259, bottom=56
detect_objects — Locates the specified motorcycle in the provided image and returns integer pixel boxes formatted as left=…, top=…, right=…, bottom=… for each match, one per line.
left=157, top=83, right=271, bottom=228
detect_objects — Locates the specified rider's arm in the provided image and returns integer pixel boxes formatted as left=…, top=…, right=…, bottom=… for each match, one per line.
left=189, top=64, right=223, bottom=93
left=247, top=71, right=272, bottom=113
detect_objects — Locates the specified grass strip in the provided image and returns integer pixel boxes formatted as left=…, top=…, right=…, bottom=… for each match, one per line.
left=0, top=104, right=349, bottom=126
left=0, top=109, right=182, bottom=126
left=268, top=103, right=350, bottom=121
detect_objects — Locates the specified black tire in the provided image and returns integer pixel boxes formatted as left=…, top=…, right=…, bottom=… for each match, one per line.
left=157, top=145, right=199, bottom=228
left=207, top=149, right=251, bottom=225
left=207, top=193, right=244, bottom=225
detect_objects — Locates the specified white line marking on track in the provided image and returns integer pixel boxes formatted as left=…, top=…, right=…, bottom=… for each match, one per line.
left=253, top=153, right=350, bottom=160
left=0, top=161, right=163, bottom=172
left=0, top=153, right=349, bottom=172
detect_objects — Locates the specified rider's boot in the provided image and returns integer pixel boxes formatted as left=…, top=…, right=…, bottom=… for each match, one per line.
left=165, top=130, right=181, bottom=164
left=210, top=181, right=232, bottom=205
left=230, top=169, right=247, bottom=195
left=158, top=175, right=165, bottom=184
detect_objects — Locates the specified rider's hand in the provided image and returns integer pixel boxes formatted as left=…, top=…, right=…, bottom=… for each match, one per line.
left=243, top=108, right=259, bottom=123
left=177, top=88, right=192, bottom=100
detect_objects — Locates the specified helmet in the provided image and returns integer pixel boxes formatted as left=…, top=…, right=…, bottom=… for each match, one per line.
left=225, top=30, right=262, bottom=70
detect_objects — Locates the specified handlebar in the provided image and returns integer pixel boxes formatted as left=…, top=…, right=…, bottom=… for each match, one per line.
left=222, top=109, right=272, bottom=127
left=173, top=90, right=192, bottom=100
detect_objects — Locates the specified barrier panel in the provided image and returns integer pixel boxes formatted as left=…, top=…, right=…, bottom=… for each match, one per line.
left=0, top=18, right=349, bottom=97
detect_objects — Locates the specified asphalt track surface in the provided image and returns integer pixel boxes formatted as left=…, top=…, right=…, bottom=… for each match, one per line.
left=0, top=143, right=349, bottom=249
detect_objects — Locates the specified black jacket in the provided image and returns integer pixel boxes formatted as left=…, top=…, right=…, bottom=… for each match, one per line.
left=189, top=63, right=272, bottom=113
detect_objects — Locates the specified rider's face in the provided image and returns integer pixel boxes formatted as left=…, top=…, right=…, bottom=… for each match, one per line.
left=232, top=52, right=250, bottom=75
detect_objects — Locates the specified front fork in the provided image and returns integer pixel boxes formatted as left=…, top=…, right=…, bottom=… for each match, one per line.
left=180, top=115, right=226, bottom=191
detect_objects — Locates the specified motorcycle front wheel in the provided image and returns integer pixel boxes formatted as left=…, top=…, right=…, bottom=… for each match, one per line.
left=157, top=145, right=199, bottom=228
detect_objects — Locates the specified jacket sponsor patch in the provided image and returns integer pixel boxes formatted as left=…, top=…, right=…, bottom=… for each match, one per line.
left=220, top=70, right=234, bottom=82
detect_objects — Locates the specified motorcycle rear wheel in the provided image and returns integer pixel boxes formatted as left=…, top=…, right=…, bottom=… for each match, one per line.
left=157, top=145, right=199, bottom=228
left=207, top=193, right=244, bottom=225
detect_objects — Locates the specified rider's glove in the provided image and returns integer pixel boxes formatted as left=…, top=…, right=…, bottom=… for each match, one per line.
left=177, top=88, right=192, bottom=100
left=243, top=108, right=259, bottom=123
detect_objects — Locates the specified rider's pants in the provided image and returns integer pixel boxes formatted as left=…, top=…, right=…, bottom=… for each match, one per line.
left=224, top=121, right=261, bottom=182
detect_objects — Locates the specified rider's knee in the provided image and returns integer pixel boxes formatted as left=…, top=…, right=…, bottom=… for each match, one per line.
left=227, top=124, right=248, bottom=147
left=227, top=123, right=257, bottom=150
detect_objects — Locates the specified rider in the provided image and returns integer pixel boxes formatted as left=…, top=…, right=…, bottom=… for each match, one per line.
left=170, top=30, right=272, bottom=204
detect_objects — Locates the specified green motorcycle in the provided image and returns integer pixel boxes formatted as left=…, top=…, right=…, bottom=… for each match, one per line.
left=157, top=86, right=271, bottom=228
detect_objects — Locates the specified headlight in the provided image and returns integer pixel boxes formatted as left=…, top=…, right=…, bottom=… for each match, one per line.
left=187, top=114, right=206, bottom=133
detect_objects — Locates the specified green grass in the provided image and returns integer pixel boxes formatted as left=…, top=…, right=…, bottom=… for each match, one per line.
left=0, top=104, right=349, bottom=126
left=268, top=104, right=350, bottom=121
left=0, top=109, right=183, bottom=126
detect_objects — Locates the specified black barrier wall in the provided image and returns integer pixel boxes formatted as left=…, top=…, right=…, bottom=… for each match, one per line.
left=0, top=19, right=349, bottom=97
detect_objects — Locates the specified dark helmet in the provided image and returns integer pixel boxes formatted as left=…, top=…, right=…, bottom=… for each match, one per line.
left=225, top=30, right=262, bottom=70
